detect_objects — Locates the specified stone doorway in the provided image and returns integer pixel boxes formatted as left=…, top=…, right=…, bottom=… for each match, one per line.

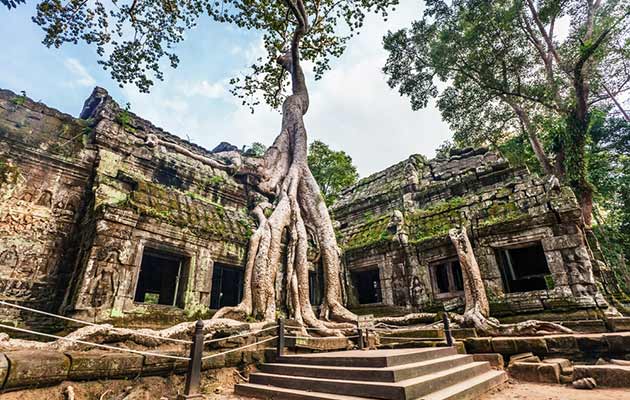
left=497, top=242, right=551, bottom=293
left=429, top=258, right=465, bottom=299
left=210, top=263, right=244, bottom=309
left=352, top=268, right=382, bottom=304
left=134, top=249, right=186, bottom=307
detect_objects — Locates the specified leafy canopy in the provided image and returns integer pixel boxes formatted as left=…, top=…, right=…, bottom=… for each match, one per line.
left=307, top=140, right=358, bottom=206
left=382, top=0, right=630, bottom=150
left=6, top=0, right=397, bottom=109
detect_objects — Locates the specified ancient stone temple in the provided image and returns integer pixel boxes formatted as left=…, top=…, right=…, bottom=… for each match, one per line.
left=0, top=87, right=620, bottom=330
left=0, top=88, right=255, bottom=328
left=333, top=149, right=614, bottom=318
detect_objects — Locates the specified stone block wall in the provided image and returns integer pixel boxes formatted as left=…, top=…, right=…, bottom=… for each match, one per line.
left=334, top=147, right=610, bottom=317
left=66, top=88, right=254, bottom=321
left=0, top=87, right=255, bottom=327
left=0, top=89, right=96, bottom=330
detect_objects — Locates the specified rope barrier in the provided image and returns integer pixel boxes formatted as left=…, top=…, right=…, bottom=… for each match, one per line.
left=284, top=335, right=360, bottom=340
left=203, top=326, right=278, bottom=344
left=0, top=323, right=191, bottom=360
left=380, top=336, right=442, bottom=341
left=0, top=301, right=192, bottom=345
left=201, top=336, right=278, bottom=360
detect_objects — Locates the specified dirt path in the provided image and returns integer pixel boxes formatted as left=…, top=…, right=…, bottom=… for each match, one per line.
left=3, top=376, right=630, bottom=399
left=0, top=368, right=249, bottom=400
left=482, top=380, right=630, bottom=399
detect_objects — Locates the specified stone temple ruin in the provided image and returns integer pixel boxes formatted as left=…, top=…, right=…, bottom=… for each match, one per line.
left=0, top=87, right=626, bottom=333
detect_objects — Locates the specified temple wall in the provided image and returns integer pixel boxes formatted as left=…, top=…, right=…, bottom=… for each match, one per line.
left=67, top=88, right=253, bottom=321
left=0, top=88, right=255, bottom=327
left=0, top=90, right=96, bottom=330
left=336, top=148, right=611, bottom=317
left=0, top=86, right=617, bottom=330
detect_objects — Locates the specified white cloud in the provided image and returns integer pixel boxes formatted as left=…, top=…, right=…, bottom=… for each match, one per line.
left=180, top=80, right=227, bottom=99
left=64, top=58, right=96, bottom=87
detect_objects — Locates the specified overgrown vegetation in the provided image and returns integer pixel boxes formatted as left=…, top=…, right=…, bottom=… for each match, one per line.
left=308, top=140, right=359, bottom=206
left=383, top=0, right=630, bottom=289
left=115, top=103, right=135, bottom=132
left=10, top=90, right=26, bottom=106
left=383, top=0, right=630, bottom=227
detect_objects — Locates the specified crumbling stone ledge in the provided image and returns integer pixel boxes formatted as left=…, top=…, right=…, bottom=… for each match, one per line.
left=465, top=331, right=630, bottom=361
left=0, top=346, right=267, bottom=392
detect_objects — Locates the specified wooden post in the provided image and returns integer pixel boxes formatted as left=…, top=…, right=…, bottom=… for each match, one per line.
left=276, top=318, right=285, bottom=358
left=178, top=320, right=204, bottom=400
left=442, top=313, right=453, bottom=347
left=358, top=328, right=364, bottom=350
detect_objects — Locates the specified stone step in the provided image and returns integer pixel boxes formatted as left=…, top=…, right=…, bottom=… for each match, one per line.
left=419, top=370, right=508, bottom=400
left=249, top=361, right=492, bottom=400
left=235, top=383, right=373, bottom=400
left=276, top=347, right=458, bottom=368
left=260, top=354, right=474, bottom=382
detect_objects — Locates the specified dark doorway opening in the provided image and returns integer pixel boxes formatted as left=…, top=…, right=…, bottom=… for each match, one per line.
left=210, top=263, right=244, bottom=309
left=134, top=249, right=186, bottom=307
left=352, top=268, right=382, bottom=304
left=308, top=267, right=324, bottom=306
left=497, top=242, right=551, bottom=293
left=430, top=258, right=464, bottom=299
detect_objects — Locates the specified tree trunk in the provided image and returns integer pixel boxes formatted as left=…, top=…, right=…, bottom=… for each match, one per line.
left=212, top=0, right=355, bottom=334
left=448, top=227, right=573, bottom=336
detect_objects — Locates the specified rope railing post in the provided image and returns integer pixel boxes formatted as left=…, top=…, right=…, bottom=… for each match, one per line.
left=357, top=328, right=364, bottom=350
left=276, top=318, right=285, bottom=358
left=442, top=313, right=453, bottom=347
left=179, top=320, right=204, bottom=400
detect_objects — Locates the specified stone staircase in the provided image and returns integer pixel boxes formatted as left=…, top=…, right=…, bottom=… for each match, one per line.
left=236, top=347, right=507, bottom=400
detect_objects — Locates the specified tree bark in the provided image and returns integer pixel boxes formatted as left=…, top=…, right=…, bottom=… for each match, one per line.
left=212, top=0, right=356, bottom=334
left=448, top=227, right=573, bottom=336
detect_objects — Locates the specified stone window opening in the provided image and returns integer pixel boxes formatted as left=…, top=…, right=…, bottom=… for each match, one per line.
left=210, top=263, right=244, bottom=309
left=351, top=268, right=382, bottom=304
left=134, top=249, right=187, bottom=307
left=429, top=259, right=464, bottom=299
left=496, top=242, right=551, bottom=293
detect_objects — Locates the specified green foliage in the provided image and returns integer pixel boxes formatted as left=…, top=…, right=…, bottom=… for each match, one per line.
left=10, top=91, right=27, bottom=107
left=208, top=175, right=226, bottom=186
left=20, top=0, right=397, bottom=108
left=307, top=140, right=359, bottom=206
left=589, top=115, right=630, bottom=266
left=243, top=142, right=266, bottom=157
left=382, top=0, right=630, bottom=217
left=115, top=103, right=135, bottom=132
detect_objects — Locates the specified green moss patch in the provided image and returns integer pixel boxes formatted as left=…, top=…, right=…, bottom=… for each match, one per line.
left=342, top=214, right=393, bottom=251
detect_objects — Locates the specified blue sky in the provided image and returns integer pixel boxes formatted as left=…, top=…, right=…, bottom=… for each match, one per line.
left=0, top=1, right=452, bottom=176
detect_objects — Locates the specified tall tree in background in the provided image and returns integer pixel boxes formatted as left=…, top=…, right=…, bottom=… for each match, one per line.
left=5, top=0, right=397, bottom=331
left=383, top=0, right=630, bottom=226
left=308, top=140, right=359, bottom=206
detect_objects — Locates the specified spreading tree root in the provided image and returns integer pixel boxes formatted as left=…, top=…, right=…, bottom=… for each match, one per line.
left=0, top=318, right=252, bottom=351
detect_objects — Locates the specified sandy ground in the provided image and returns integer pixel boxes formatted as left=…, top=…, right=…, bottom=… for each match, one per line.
left=0, top=368, right=250, bottom=400
left=3, top=375, right=630, bottom=400
left=481, top=380, right=630, bottom=400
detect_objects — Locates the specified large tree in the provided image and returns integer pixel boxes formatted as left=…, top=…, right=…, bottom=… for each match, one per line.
left=307, top=140, right=359, bottom=206
left=5, top=0, right=397, bottom=332
left=383, top=0, right=630, bottom=226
